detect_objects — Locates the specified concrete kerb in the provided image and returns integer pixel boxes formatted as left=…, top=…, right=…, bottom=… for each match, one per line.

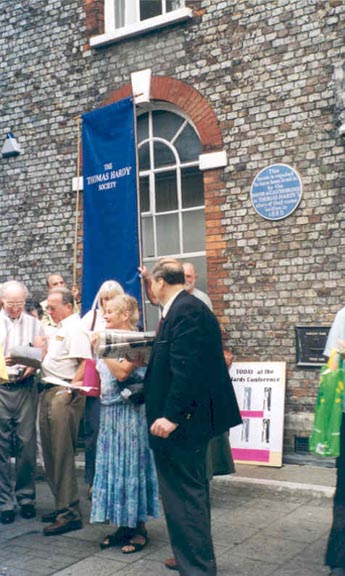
left=225, top=475, right=335, bottom=498
left=75, top=449, right=337, bottom=498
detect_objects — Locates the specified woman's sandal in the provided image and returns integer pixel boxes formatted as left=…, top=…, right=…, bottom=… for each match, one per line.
left=121, top=530, right=149, bottom=554
left=164, top=557, right=178, bottom=571
left=100, top=527, right=135, bottom=550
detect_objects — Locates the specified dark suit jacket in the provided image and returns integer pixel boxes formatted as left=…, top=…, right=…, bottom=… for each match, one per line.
left=144, top=290, right=242, bottom=450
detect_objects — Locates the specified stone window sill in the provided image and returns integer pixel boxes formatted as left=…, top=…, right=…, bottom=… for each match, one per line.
left=90, top=7, right=193, bottom=48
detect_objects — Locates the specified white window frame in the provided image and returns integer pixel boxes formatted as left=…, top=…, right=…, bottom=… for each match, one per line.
left=137, top=106, right=207, bottom=329
left=138, top=106, right=205, bottom=264
left=91, top=1, right=192, bottom=48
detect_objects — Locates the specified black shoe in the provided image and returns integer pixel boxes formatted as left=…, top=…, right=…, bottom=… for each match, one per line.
left=20, top=504, right=36, bottom=519
left=41, top=511, right=58, bottom=523
left=43, top=517, right=82, bottom=536
left=1, top=510, right=15, bottom=524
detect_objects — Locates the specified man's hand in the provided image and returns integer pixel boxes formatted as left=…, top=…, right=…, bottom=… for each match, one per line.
left=150, top=417, right=178, bottom=438
left=138, top=265, right=150, bottom=280
left=223, top=350, right=234, bottom=368
left=5, top=356, right=15, bottom=366
left=71, top=285, right=81, bottom=305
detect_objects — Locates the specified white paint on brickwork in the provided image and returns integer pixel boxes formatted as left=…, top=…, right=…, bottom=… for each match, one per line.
left=72, top=177, right=83, bottom=192
left=199, top=150, right=227, bottom=170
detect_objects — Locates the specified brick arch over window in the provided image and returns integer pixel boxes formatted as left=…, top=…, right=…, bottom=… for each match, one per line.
left=103, top=77, right=229, bottom=329
left=103, top=77, right=222, bottom=150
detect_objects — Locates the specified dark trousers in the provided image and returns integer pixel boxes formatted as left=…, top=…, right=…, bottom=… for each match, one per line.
left=154, top=442, right=217, bottom=576
left=83, top=396, right=100, bottom=486
left=0, top=383, right=37, bottom=511
left=326, top=412, right=345, bottom=568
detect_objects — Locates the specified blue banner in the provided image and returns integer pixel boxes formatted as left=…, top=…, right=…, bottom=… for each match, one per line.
left=82, top=98, right=141, bottom=314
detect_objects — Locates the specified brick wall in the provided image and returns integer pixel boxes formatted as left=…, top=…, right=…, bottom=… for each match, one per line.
left=1, top=0, right=345, bottom=452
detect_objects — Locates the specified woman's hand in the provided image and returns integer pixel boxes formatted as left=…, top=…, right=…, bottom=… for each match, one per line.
left=127, top=352, right=146, bottom=367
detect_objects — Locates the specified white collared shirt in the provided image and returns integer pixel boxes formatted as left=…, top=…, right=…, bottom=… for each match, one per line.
left=162, top=289, right=184, bottom=318
left=42, top=313, right=91, bottom=381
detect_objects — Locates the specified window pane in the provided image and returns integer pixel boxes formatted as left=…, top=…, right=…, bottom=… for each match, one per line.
left=140, top=0, right=162, bottom=20
left=152, top=110, right=184, bottom=141
left=144, top=301, right=160, bottom=332
left=157, top=213, right=179, bottom=255
left=142, top=216, right=155, bottom=258
left=139, top=176, right=150, bottom=212
left=138, top=142, right=150, bottom=171
left=181, top=167, right=204, bottom=208
left=167, top=0, right=180, bottom=11
left=137, top=113, right=148, bottom=143
left=113, top=0, right=125, bottom=27
left=175, top=123, right=202, bottom=162
left=154, top=141, right=175, bottom=168
left=182, top=210, right=205, bottom=252
left=155, top=171, right=178, bottom=212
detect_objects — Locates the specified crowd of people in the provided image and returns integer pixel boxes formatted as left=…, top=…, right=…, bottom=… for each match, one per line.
left=0, top=260, right=242, bottom=576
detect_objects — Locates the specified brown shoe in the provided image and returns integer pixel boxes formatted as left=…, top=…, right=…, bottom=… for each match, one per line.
left=164, top=557, right=178, bottom=571
left=43, top=517, right=82, bottom=536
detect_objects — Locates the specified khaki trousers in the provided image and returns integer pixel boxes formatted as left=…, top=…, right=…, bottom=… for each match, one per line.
left=39, top=386, right=85, bottom=520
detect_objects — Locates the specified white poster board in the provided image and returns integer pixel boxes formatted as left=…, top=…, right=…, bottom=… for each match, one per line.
left=229, top=362, right=286, bottom=467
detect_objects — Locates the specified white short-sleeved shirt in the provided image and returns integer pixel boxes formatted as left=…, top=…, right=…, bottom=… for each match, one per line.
left=191, top=287, right=213, bottom=311
left=324, top=307, right=345, bottom=358
left=42, top=313, right=92, bottom=381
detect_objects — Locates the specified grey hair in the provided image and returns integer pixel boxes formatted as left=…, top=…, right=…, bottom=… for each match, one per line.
left=151, top=258, right=185, bottom=285
left=2, top=280, right=28, bottom=299
left=48, top=287, right=74, bottom=307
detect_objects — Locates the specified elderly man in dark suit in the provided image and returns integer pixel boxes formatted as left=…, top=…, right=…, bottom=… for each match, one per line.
left=144, top=258, right=241, bottom=576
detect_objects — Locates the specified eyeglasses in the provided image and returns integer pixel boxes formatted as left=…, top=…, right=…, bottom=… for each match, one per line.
left=46, top=305, right=63, bottom=312
left=4, top=301, right=25, bottom=308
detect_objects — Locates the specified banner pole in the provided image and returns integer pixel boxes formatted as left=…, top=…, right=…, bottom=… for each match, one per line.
left=132, top=98, right=147, bottom=331
left=73, top=116, right=81, bottom=295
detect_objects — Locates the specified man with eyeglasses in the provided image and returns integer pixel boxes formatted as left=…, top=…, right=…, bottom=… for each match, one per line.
left=0, top=280, right=45, bottom=524
left=39, top=287, right=91, bottom=536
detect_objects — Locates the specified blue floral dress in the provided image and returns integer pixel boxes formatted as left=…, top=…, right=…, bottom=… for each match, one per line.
left=90, top=360, right=160, bottom=528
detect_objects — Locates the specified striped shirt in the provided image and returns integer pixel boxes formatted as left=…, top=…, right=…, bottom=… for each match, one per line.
left=0, top=309, right=44, bottom=379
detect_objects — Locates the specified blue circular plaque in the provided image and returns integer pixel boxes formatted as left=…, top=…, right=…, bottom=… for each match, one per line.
left=250, top=164, right=302, bottom=221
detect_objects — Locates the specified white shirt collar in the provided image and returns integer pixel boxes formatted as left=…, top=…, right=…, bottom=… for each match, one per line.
left=57, top=312, right=80, bottom=328
left=162, top=289, right=184, bottom=318
left=1, top=308, right=23, bottom=323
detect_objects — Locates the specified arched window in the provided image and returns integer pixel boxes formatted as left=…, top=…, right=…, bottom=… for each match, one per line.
left=137, top=106, right=207, bottom=328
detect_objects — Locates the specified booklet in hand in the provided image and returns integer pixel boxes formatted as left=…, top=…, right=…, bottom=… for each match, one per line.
left=9, top=345, right=42, bottom=369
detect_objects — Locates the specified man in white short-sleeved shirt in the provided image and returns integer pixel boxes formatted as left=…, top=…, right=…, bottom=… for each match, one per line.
left=0, top=281, right=44, bottom=525
left=40, top=287, right=91, bottom=536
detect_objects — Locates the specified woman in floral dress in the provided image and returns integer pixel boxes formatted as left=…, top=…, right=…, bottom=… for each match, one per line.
left=90, top=294, right=159, bottom=553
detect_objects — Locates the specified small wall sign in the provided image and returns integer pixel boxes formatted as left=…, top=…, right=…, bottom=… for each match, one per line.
left=295, top=326, right=330, bottom=367
left=250, top=163, right=302, bottom=220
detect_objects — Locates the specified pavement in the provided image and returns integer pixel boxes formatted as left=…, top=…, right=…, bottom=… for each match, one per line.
left=0, top=456, right=338, bottom=576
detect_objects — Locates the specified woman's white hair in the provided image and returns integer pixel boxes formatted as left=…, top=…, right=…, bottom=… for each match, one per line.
left=91, top=280, right=124, bottom=312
